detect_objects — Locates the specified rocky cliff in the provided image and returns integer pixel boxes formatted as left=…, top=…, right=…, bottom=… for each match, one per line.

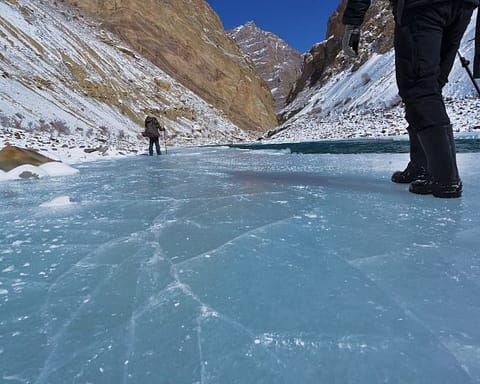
left=228, top=22, right=303, bottom=114
left=58, top=0, right=277, bottom=133
left=284, top=0, right=394, bottom=118
left=269, top=1, right=479, bottom=142
left=1, top=0, right=254, bottom=159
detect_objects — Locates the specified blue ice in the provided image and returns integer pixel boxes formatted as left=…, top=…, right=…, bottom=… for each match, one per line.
left=1, top=143, right=480, bottom=383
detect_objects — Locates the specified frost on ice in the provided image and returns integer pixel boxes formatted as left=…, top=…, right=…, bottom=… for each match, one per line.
left=1, top=146, right=480, bottom=383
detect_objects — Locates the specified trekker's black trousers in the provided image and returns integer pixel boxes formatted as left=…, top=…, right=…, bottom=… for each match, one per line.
left=149, top=137, right=160, bottom=155
left=394, top=1, right=475, bottom=131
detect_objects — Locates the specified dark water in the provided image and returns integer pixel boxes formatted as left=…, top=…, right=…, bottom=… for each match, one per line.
left=230, top=137, right=480, bottom=154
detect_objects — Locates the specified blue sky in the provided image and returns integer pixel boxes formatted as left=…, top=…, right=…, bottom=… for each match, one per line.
left=206, top=0, right=342, bottom=53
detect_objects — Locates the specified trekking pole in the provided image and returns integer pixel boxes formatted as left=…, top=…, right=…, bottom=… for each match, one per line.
left=457, top=51, right=480, bottom=97
left=474, top=8, right=480, bottom=79
left=163, top=130, right=168, bottom=155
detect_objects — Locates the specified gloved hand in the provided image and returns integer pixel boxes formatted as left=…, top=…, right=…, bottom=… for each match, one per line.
left=342, top=25, right=361, bottom=58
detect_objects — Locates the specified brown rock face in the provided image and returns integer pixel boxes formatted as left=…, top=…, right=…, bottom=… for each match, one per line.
left=325, top=0, right=348, bottom=41
left=285, top=0, right=394, bottom=110
left=59, top=0, right=277, bottom=133
left=0, top=146, right=56, bottom=172
left=228, top=22, right=303, bottom=114
left=359, top=0, right=395, bottom=55
left=285, top=38, right=341, bottom=109
left=326, top=0, right=394, bottom=57
left=284, top=0, right=346, bottom=107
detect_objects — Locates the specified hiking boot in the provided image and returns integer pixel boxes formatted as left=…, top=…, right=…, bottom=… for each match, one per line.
left=391, top=162, right=428, bottom=183
left=409, top=179, right=463, bottom=198
left=409, top=124, right=462, bottom=198
left=392, top=126, right=428, bottom=183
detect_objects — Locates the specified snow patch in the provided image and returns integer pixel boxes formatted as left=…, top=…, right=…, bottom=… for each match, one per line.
left=0, top=163, right=78, bottom=181
left=39, top=196, right=75, bottom=208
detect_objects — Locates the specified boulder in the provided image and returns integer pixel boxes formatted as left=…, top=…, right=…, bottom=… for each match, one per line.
left=0, top=145, right=56, bottom=172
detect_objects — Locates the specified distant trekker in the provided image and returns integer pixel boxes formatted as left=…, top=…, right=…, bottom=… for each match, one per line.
left=342, top=0, right=478, bottom=198
left=143, top=116, right=165, bottom=156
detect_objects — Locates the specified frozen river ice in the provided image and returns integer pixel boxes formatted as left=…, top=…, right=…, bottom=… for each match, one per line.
left=1, top=144, right=480, bottom=383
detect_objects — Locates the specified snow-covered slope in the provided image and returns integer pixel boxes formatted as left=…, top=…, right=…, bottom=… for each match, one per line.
left=0, top=0, right=252, bottom=163
left=272, top=9, right=480, bottom=142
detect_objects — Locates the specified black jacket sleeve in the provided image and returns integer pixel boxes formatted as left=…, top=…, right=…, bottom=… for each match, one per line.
left=342, top=0, right=372, bottom=26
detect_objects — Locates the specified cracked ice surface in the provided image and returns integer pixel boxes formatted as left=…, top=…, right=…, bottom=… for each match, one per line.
left=1, top=146, right=480, bottom=384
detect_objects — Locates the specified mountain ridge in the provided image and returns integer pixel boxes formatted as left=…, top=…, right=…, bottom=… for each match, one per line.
left=0, top=0, right=253, bottom=162
left=270, top=1, right=479, bottom=141
left=1, top=0, right=478, bottom=163
left=228, top=21, right=303, bottom=114
left=58, top=0, right=277, bottom=134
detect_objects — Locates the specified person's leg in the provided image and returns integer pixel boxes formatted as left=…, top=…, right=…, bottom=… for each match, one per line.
left=438, top=2, right=476, bottom=89
left=391, top=7, right=435, bottom=184
left=394, top=3, right=472, bottom=197
left=395, top=5, right=450, bottom=131
left=391, top=126, right=428, bottom=183
left=412, top=123, right=462, bottom=197
left=154, top=137, right=161, bottom=155
left=149, top=138, right=154, bottom=156
left=409, top=3, right=474, bottom=197
left=412, top=4, right=473, bottom=187
left=392, top=2, right=472, bottom=184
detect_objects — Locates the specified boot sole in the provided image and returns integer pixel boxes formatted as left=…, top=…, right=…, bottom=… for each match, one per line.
left=392, top=177, right=413, bottom=184
left=409, top=187, right=432, bottom=195
left=409, top=184, right=462, bottom=198
left=393, top=177, right=426, bottom=184
left=433, top=190, right=462, bottom=198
